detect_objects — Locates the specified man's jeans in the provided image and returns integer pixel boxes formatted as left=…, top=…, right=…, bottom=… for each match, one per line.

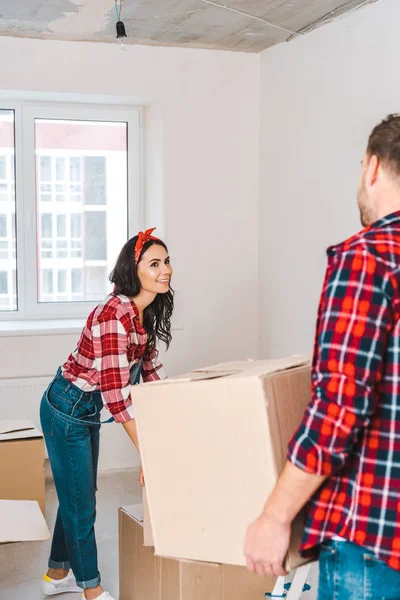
left=40, top=369, right=103, bottom=589
left=318, top=540, right=400, bottom=600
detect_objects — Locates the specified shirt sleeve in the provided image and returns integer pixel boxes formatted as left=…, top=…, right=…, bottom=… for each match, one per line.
left=142, top=345, right=167, bottom=382
left=92, top=313, right=134, bottom=424
left=288, top=246, right=395, bottom=476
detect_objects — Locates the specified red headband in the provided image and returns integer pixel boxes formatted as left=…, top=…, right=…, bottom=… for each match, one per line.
left=134, top=228, right=161, bottom=264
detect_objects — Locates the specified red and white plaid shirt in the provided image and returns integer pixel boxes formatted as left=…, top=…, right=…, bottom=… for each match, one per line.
left=62, top=294, right=166, bottom=423
left=288, top=211, right=400, bottom=570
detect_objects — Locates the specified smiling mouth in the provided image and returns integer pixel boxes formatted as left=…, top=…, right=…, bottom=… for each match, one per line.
left=157, top=279, right=170, bottom=284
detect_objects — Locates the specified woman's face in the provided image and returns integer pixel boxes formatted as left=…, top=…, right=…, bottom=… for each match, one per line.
left=137, top=244, right=173, bottom=294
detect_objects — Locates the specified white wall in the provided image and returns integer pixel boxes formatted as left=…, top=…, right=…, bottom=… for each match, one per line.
left=259, top=0, right=400, bottom=358
left=0, top=37, right=260, bottom=468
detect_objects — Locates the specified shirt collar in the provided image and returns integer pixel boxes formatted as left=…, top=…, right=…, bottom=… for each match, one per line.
left=368, top=209, right=400, bottom=231
left=129, top=298, right=140, bottom=319
left=328, top=210, right=400, bottom=256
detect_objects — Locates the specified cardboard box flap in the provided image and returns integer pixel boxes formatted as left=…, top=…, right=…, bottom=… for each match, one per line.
left=0, top=420, right=42, bottom=441
left=233, top=355, right=311, bottom=380
left=142, top=356, right=310, bottom=389
left=120, top=504, right=144, bottom=525
left=0, top=500, right=50, bottom=543
left=195, top=355, right=310, bottom=378
left=143, top=488, right=154, bottom=547
left=142, top=370, right=237, bottom=386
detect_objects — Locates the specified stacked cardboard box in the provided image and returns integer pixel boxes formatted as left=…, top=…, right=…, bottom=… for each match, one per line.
left=0, top=420, right=45, bottom=514
left=119, top=504, right=275, bottom=600
left=119, top=356, right=313, bottom=598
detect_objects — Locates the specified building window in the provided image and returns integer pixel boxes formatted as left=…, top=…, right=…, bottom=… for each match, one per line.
left=35, top=118, right=130, bottom=307
left=0, top=102, right=140, bottom=318
left=0, top=271, right=8, bottom=294
left=0, top=109, right=17, bottom=311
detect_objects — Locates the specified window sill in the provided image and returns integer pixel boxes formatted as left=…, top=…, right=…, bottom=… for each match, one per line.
left=0, top=320, right=185, bottom=337
left=0, top=319, right=86, bottom=337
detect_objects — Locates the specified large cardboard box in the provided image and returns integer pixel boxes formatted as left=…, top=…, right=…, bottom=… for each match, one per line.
left=134, top=356, right=311, bottom=572
left=0, top=420, right=45, bottom=514
left=119, top=504, right=275, bottom=600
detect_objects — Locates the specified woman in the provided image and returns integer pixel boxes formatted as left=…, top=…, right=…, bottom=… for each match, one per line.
left=40, top=229, right=173, bottom=600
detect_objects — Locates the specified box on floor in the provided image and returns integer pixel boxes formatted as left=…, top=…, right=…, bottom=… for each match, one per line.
left=0, top=499, right=50, bottom=544
left=119, top=504, right=275, bottom=600
left=0, top=420, right=45, bottom=515
left=134, top=356, right=312, bottom=572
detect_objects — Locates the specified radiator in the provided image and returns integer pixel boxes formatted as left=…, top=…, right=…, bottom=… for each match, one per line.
left=0, top=376, right=50, bottom=429
left=0, top=376, right=139, bottom=471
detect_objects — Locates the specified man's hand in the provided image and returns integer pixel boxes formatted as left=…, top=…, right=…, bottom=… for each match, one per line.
left=243, top=462, right=326, bottom=578
left=244, top=512, right=290, bottom=577
left=139, top=463, right=145, bottom=487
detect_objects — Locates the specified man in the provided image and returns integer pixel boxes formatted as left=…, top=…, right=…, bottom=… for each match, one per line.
left=244, top=115, right=400, bottom=599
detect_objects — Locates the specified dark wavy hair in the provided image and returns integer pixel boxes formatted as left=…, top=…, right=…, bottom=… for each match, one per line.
left=109, top=236, right=174, bottom=352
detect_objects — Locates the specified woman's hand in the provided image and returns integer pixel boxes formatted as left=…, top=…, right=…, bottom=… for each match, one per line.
left=139, top=463, right=145, bottom=487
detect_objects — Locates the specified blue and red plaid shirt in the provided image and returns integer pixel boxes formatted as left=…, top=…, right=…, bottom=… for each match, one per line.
left=288, top=211, right=400, bottom=570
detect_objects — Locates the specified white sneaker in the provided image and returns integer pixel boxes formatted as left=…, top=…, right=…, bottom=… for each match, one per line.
left=81, top=593, right=116, bottom=600
left=43, top=570, right=81, bottom=595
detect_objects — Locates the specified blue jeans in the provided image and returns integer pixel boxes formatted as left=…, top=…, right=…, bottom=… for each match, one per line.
left=40, top=369, right=103, bottom=589
left=318, top=540, right=400, bottom=600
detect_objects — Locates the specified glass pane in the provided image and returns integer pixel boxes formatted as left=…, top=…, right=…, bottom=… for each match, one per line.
left=86, top=266, right=108, bottom=301
left=40, top=156, right=51, bottom=180
left=56, top=158, right=66, bottom=181
left=71, top=268, right=83, bottom=294
left=84, top=212, right=106, bottom=260
left=84, top=157, right=106, bottom=205
left=70, top=157, right=81, bottom=182
left=0, top=214, right=6, bottom=237
left=71, top=214, right=82, bottom=238
left=0, top=271, right=8, bottom=294
left=35, top=118, right=128, bottom=303
left=0, top=109, right=17, bottom=311
left=58, top=270, right=67, bottom=293
left=0, top=157, right=6, bottom=180
left=41, top=214, right=52, bottom=238
left=57, top=214, right=67, bottom=237
left=42, top=269, right=53, bottom=294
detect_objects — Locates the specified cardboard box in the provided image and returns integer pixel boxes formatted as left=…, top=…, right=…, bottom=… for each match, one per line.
left=134, top=356, right=311, bottom=572
left=0, top=420, right=45, bottom=514
left=0, top=499, right=50, bottom=543
left=119, top=504, right=275, bottom=600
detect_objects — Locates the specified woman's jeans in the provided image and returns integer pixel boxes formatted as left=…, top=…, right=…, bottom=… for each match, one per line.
left=40, top=368, right=103, bottom=589
left=318, top=540, right=400, bottom=600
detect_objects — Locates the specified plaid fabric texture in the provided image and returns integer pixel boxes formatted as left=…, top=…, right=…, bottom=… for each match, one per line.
left=288, top=211, right=400, bottom=570
left=62, top=294, right=166, bottom=423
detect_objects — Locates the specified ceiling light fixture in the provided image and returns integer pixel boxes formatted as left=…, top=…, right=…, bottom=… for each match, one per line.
left=115, top=0, right=127, bottom=52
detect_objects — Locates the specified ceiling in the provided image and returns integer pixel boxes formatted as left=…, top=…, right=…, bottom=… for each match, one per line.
left=0, top=0, right=379, bottom=53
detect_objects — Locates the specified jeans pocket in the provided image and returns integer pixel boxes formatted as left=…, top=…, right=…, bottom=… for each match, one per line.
left=363, top=552, right=400, bottom=600
left=40, top=395, right=54, bottom=437
left=318, top=543, right=337, bottom=600
left=71, top=397, right=99, bottom=420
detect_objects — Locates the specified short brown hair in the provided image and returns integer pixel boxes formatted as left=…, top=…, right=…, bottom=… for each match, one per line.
left=367, top=114, right=400, bottom=176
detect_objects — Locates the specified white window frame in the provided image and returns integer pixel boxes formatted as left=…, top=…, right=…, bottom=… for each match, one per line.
left=0, top=101, right=143, bottom=321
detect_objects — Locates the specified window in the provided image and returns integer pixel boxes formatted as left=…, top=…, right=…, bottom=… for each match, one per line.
left=0, top=214, right=7, bottom=238
left=71, top=268, right=83, bottom=295
left=0, top=271, right=8, bottom=294
left=0, top=109, right=17, bottom=311
left=0, top=102, right=141, bottom=318
left=42, top=269, right=53, bottom=295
